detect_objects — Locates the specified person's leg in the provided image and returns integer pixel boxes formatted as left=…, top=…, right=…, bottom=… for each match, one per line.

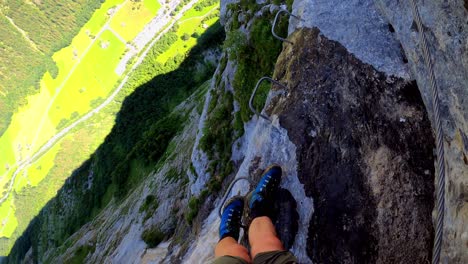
left=213, top=196, right=251, bottom=263
left=215, top=237, right=251, bottom=263
left=248, top=216, right=284, bottom=258
left=246, top=165, right=297, bottom=263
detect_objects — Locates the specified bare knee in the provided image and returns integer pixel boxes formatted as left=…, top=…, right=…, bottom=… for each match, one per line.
left=250, top=235, right=284, bottom=258
left=215, top=237, right=251, bottom=263
left=248, top=217, right=284, bottom=258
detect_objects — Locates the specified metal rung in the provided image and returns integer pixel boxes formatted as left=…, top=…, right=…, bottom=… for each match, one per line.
left=249, top=77, right=287, bottom=122
left=218, top=177, right=251, bottom=218
left=272, top=9, right=304, bottom=44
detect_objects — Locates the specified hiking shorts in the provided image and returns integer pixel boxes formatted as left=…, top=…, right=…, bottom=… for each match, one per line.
left=212, top=250, right=297, bottom=264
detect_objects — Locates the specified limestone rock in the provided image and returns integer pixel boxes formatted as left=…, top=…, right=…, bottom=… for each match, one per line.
left=269, top=27, right=435, bottom=263
left=290, top=0, right=468, bottom=261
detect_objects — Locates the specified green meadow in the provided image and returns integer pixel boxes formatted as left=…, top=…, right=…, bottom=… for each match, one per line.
left=14, top=141, right=62, bottom=194
left=157, top=2, right=219, bottom=64
left=0, top=0, right=154, bottom=241
left=110, top=0, right=161, bottom=42
left=48, top=30, right=125, bottom=126
left=0, top=196, right=16, bottom=238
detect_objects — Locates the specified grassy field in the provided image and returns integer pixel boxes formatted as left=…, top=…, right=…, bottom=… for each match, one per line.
left=0, top=0, right=170, bottom=194
left=0, top=86, right=55, bottom=195
left=0, top=0, right=108, bottom=136
left=41, top=0, right=125, bottom=94
left=14, top=142, right=62, bottom=193
left=0, top=29, right=126, bottom=197
left=0, top=197, right=17, bottom=238
left=156, top=3, right=219, bottom=64
left=110, top=0, right=161, bottom=42
left=182, top=1, right=216, bottom=19
left=48, top=30, right=126, bottom=126
left=0, top=0, right=130, bottom=185
left=0, top=0, right=153, bottom=241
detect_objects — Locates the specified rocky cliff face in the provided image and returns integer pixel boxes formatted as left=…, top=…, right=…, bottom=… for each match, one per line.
left=271, top=28, right=435, bottom=263
left=289, top=0, right=467, bottom=261
left=374, top=2, right=468, bottom=261
left=182, top=0, right=466, bottom=262
left=47, top=97, right=202, bottom=263
left=9, top=0, right=467, bottom=263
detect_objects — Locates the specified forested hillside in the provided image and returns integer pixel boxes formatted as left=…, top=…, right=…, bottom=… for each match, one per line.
left=0, top=0, right=103, bottom=135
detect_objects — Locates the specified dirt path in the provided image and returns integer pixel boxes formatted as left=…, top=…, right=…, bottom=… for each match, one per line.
left=2, top=13, right=42, bottom=54
left=108, top=27, right=127, bottom=44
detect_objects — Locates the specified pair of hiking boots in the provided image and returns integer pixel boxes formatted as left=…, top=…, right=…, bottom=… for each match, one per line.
left=219, top=165, right=282, bottom=241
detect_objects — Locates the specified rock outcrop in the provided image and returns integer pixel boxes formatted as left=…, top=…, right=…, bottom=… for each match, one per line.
left=42, top=93, right=203, bottom=263
left=290, top=0, right=467, bottom=261
left=375, top=2, right=468, bottom=261
left=184, top=0, right=467, bottom=263
left=271, top=28, right=435, bottom=263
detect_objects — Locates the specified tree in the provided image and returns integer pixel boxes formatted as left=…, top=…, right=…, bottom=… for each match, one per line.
left=181, top=33, right=190, bottom=41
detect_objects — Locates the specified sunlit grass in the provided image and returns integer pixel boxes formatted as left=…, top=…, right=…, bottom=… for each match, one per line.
left=48, top=30, right=125, bottom=126
left=181, top=2, right=217, bottom=19
left=49, top=0, right=124, bottom=89
left=0, top=0, right=128, bottom=181
left=51, top=35, right=91, bottom=84
left=86, top=0, right=125, bottom=36
left=8, top=113, right=114, bottom=247
left=144, top=0, right=162, bottom=14
left=110, top=0, right=161, bottom=42
left=0, top=197, right=17, bottom=238
left=0, top=86, right=55, bottom=192
left=157, top=4, right=219, bottom=64
left=14, top=141, right=62, bottom=193
left=0, top=0, right=127, bottom=241
left=0, top=128, right=15, bottom=177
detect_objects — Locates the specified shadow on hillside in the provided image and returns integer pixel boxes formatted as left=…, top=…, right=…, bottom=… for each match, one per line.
left=6, top=21, right=225, bottom=263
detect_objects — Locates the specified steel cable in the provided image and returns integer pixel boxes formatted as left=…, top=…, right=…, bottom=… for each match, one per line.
left=408, top=1, right=446, bottom=263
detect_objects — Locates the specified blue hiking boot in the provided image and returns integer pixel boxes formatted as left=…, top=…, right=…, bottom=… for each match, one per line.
left=248, top=164, right=282, bottom=220
left=219, top=196, right=244, bottom=241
